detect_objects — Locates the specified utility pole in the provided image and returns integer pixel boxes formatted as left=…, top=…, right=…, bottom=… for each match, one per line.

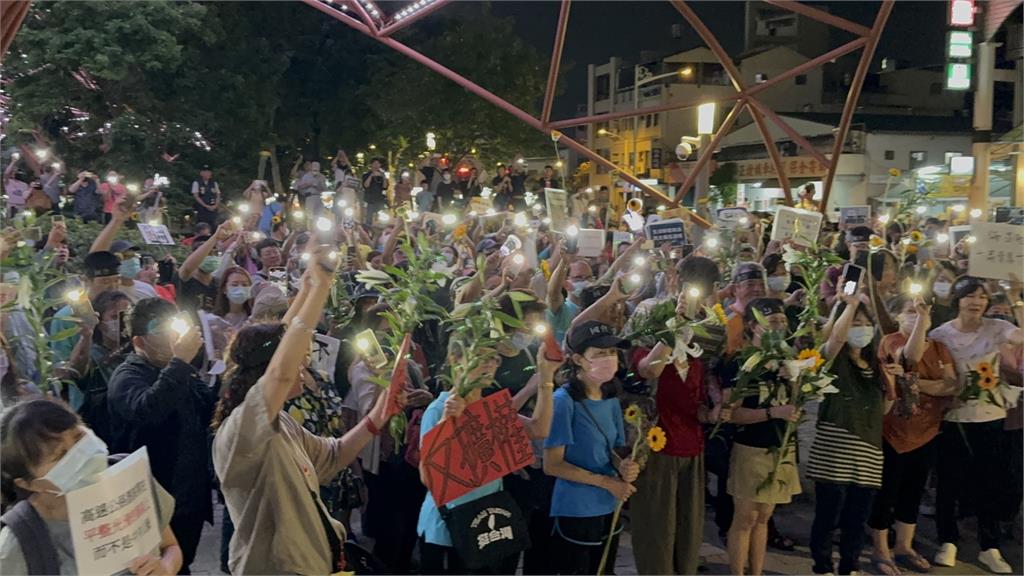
left=968, top=40, right=996, bottom=219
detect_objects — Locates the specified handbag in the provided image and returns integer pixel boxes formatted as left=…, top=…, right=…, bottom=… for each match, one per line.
left=438, top=490, right=529, bottom=570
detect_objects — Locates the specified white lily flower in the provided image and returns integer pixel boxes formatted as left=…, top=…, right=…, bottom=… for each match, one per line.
left=741, top=352, right=762, bottom=372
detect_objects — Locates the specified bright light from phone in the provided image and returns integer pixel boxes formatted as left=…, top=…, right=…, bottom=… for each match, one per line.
left=485, top=208, right=496, bottom=217
left=566, top=225, right=579, bottom=237
left=633, top=256, right=646, bottom=267
left=51, top=162, right=61, bottom=170
left=442, top=213, right=456, bottom=226
left=512, top=254, right=525, bottom=266
left=952, top=204, right=965, bottom=213
left=936, top=233, right=949, bottom=243
left=909, top=282, right=923, bottom=296
left=35, top=149, right=49, bottom=161
left=542, top=217, right=552, bottom=225
left=408, top=211, right=420, bottom=221
left=292, top=210, right=304, bottom=220
left=969, top=208, right=982, bottom=218
left=231, top=216, right=241, bottom=225
left=239, top=203, right=250, bottom=214
left=878, top=213, right=891, bottom=224
left=301, top=252, right=311, bottom=262
left=356, top=337, right=370, bottom=351
left=965, top=235, right=976, bottom=244
left=739, top=217, right=750, bottom=226
left=629, top=273, right=642, bottom=285
left=378, top=211, right=390, bottom=223
left=315, top=216, right=332, bottom=232
left=126, top=183, right=139, bottom=194
left=514, top=212, right=528, bottom=227
left=148, top=219, right=160, bottom=226
left=533, top=324, right=548, bottom=336
left=344, top=207, right=355, bottom=218
left=844, top=281, right=857, bottom=295
left=251, top=232, right=264, bottom=241
left=705, top=237, right=719, bottom=249
left=65, top=288, right=84, bottom=303
left=915, top=206, right=927, bottom=214
left=170, top=317, right=190, bottom=336
left=411, top=187, right=422, bottom=197
left=687, top=286, right=701, bottom=299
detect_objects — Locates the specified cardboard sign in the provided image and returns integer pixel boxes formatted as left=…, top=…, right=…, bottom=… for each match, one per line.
left=645, top=218, right=686, bottom=246
left=312, top=333, right=341, bottom=382
left=421, top=389, right=535, bottom=507
left=839, top=205, right=871, bottom=230
left=67, top=448, right=162, bottom=576
left=576, top=228, right=606, bottom=258
left=968, top=222, right=1024, bottom=281
left=770, top=206, right=823, bottom=247
left=716, top=207, right=750, bottom=229
left=994, top=206, right=1024, bottom=225
left=544, top=188, right=569, bottom=231
left=136, top=224, right=175, bottom=245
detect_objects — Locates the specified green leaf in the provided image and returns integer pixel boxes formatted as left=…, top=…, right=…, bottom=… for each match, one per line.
left=48, top=327, right=82, bottom=343
left=507, top=291, right=535, bottom=302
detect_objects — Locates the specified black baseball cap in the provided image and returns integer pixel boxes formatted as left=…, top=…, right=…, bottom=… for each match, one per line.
left=84, top=251, right=120, bottom=279
left=732, top=262, right=766, bottom=283
left=846, top=226, right=873, bottom=244
left=110, top=239, right=140, bottom=254
left=567, top=321, right=630, bottom=354
left=745, top=297, right=786, bottom=318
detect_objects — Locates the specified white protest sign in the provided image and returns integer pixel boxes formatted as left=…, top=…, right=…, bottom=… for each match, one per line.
left=770, top=206, right=823, bottom=247
left=136, top=224, right=175, bottom=246
left=312, top=333, right=341, bottom=381
left=968, top=222, right=1024, bottom=281
left=544, top=188, right=569, bottom=231
left=839, top=205, right=871, bottom=230
left=67, top=448, right=161, bottom=576
left=576, top=228, right=606, bottom=258
left=645, top=218, right=686, bottom=246
left=716, top=207, right=750, bottom=229
left=948, top=225, right=971, bottom=257
left=611, top=231, right=634, bottom=247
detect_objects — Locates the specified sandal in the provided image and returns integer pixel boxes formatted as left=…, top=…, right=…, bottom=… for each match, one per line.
left=894, top=552, right=931, bottom=573
left=768, top=531, right=796, bottom=551
left=872, top=557, right=902, bottom=576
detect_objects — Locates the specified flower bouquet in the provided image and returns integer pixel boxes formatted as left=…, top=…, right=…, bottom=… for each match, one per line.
left=596, top=403, right=666, bottom=576
left=958, top=355, right=1003, bottom=408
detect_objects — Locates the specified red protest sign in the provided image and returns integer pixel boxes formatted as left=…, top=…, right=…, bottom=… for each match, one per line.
left=421, top=389, right=535, bottom=507
left=386, top=334, right=412, bottom=419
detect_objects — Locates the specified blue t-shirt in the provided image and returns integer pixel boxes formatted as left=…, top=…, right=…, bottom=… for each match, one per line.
left=416, top=391, right=502, bottom=547
left=545, top=387, right=625, bottom=518
left=258, top=202, right=284, bottom=236
left=48, top=305, right=84, bottom=410
left=546, top=300, right=579, bottom=345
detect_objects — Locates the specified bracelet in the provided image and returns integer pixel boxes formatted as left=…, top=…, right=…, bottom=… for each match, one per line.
left=365, top=418, right=382, bottom=436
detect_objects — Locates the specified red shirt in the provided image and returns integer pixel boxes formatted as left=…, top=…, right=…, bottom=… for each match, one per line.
left=631, top=347, right=706, bottom=457
left=152, top=283, right=176, bottom=304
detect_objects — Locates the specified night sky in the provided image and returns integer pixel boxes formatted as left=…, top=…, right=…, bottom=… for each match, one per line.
left=487, top=1, right=948, bottom=119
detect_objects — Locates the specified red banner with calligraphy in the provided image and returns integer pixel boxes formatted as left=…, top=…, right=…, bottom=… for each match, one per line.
left=421, top=389, right=535, bottom=507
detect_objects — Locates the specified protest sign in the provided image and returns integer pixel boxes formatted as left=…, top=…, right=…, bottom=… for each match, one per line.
left=611, top=231, right=634, bottom=247
left=716, top=207, right=750, bottom=229
left=544, top=188, right=569, bottom=231
left=576, top=228, right=606, bottom=258
left=421, top=389, right=535, bottom=507
left=770, top=206, right=823, bottom=247
left=968, top=222, right=1024, bottom=281
left=67, top=448, right=161, bottom=576
left=994, top=206, right=1024, bottom=225
left=645, top=218, right=686, bottom=246
left=838, top=206, right=871, bottom=229
left=312, top=333, right=341, bottom=382
left=948, top=225, right=972, bottom=256
left=136, top=224, right=174, bottom=245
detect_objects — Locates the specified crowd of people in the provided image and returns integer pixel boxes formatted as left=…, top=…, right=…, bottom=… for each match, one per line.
left=0, top=149, right=1021, bottom=576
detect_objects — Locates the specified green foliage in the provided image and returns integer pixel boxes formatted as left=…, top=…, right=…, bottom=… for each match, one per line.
left=708, top=162, right=738, bottom=207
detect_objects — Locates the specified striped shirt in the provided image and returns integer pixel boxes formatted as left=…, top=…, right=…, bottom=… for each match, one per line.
left=807, top=421, right=884, bottom=488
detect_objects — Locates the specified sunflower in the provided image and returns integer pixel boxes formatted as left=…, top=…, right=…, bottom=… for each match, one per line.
left=646, top=426, right=667, bottom=452
left=976, top=362, right=993, bottom=377
left=869, top=235, right=885, bottom=249
left=888, top=168, right=901, bottom=177
left=453, top=224, right=467, bottom=240
left=272, top=215, right=283, bottom=225
left=712, top=303, right=728, bottom=325
left=978, top=375, right=998, bottom=390
left=797, top=348, right=824, bottom=371
left=624, top=404, right=641, bottom=426
left=910, top=230, right=924, bottom=242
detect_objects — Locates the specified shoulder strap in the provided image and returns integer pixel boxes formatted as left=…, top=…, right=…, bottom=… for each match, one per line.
left=0, top=500, right=61, bottom=575
left=574, top=401, right=622, bottom=476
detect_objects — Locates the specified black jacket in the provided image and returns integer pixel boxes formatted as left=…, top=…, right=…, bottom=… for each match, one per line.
left=107, top=353, right=215, bottom=521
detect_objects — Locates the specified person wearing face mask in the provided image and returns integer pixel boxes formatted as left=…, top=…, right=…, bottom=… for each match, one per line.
left=212, top=267, right=253, bottom=329
left=106, top=298, right=212, bottom=574
left=137, top=255, right=176, bottom=304
left=823, top=226, right=873, bottom=308
left=927, top=277, right=1024, bottom=573
left=808, top=289, right=895, bottom=576
left=546, top=251, right=590, bottom=344
left=543, top=321, right=639, bottom=575
left=717, top=298, right=801, bottom=576
left=630, top=287, right=722, bottom=575
left=415, top=327, right=556, bottom=575
left=109, top=241, right=159, bottom=303
left=725, top=262, right=769, bottom=356
left=761, top=253, right=806, bottom=330
left=929, top=260, right=958, bottom=327
left=178, top=221, right=237, bottom=314
left=212, top=248, right=404, bottom=575
left=75, top=290, right=133, bottom=446
left=0, top=398, right=183, bottom=576
left=867, top=295, right=958, bottom=575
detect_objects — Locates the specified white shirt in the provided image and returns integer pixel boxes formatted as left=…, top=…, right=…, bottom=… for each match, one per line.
left=929, top=318, right=1020, bottom=423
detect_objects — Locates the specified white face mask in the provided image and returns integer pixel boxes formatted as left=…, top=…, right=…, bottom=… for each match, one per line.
left=510, top=332, right=534, bottom=351
left=933, top=280, right=952, bottom=299
left=898, top=313, right=918, bottom=334
left=846, top=326, right=874, bottom=349
left=767, top=275, right=791, bottom=293
left=41, top=430, right=109, bottom=496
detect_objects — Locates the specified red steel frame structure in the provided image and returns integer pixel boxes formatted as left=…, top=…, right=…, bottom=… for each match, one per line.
left=2, top=0, right=894, bottom=224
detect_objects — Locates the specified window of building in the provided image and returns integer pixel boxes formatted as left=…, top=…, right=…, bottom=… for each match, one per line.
left=653, top=113, right=659, bottom=127
left=944, top=151, right=962, bottom=164
left=884, top=150, right=895, bottom=161
left=909, top=151, right=928, bottom=169
left=645, top=115, right=653, bottom=129
left=755, top=73, right=769, bottom=84
left=795, top=74, right=807, bottom=85
left=595, top=74, right=610, bottom=101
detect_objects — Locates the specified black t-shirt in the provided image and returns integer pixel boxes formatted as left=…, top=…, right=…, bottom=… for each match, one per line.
left=362, top=171, right=387, bottom=205
left=718, top=359, right=788, bottom=449
left=510, top=173, right=527, bottom=196
left=421, top=166, right=437, bottom=188
left=174, top=273, right=217, bottom=314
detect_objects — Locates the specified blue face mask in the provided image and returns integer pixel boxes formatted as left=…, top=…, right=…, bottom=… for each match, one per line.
left=227, top=285, right=251, bottom=305
left=118, top=257, right=141, bottom=280
left=41, top=429, right=109, bottom=495
left=846, top=326, right=874, bottom=349
left=570, top=280, right=589, bottom=298
left=510, top=332, right=534, bottom=351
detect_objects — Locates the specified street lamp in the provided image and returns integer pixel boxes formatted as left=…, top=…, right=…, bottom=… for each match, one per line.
left=631, top=65, right=693, bottom=174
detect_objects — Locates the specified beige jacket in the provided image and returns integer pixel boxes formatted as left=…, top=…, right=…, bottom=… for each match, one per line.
left=213, top=378, right=347, bottom=575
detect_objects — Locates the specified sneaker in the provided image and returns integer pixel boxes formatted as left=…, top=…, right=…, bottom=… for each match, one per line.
left=978, top=549, right=1012, bottom=574
left=934, top=542, right=957, bottom=567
